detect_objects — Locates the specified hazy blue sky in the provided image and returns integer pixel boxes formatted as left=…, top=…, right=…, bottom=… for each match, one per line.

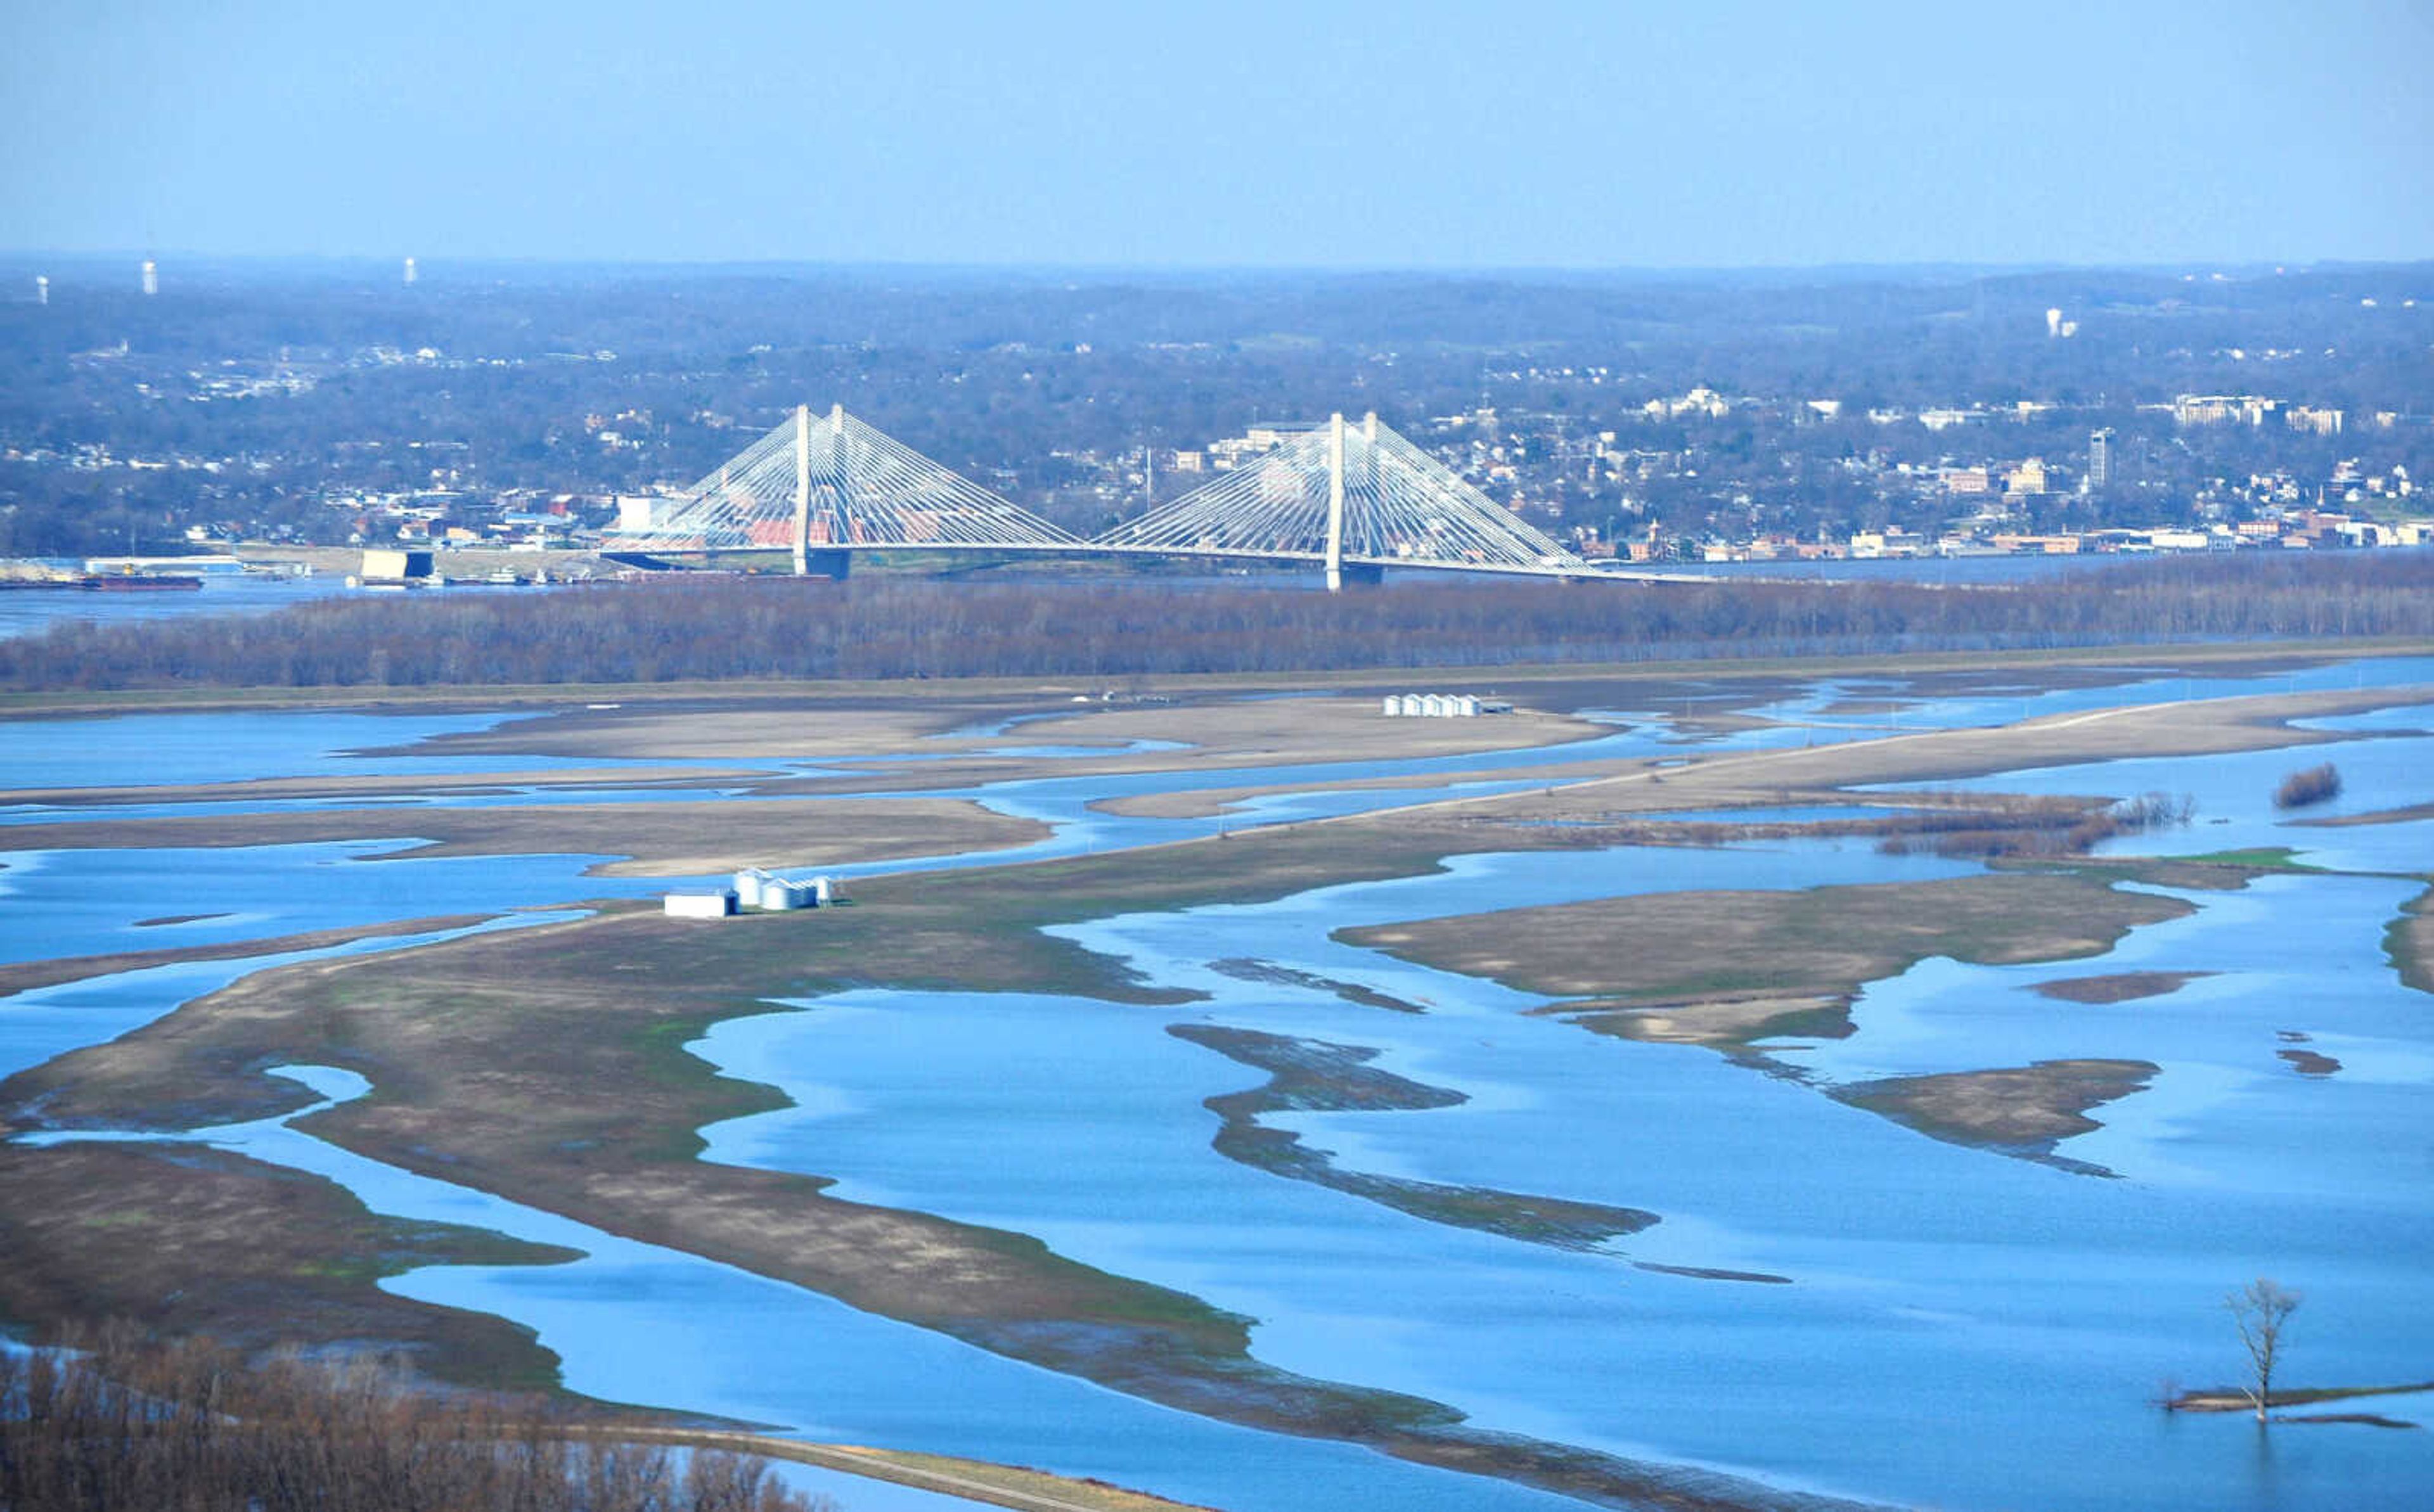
left=4, top=1, right=2428, bottom=269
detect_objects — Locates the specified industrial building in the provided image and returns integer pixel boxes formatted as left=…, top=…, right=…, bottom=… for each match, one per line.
left=663, top=869, right=837, bottom=920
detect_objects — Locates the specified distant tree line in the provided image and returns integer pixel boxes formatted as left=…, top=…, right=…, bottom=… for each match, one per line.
left=2, top=553, right=2429, bottom=693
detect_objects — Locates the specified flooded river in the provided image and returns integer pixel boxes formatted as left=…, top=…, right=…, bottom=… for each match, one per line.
left=4, top=659, right=2433, bottom=1511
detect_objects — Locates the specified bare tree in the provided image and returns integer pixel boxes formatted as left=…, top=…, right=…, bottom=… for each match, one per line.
left=0, top=1328, right=834, bottom=1512
left=2227, top=1278, right=2300, bottom=1423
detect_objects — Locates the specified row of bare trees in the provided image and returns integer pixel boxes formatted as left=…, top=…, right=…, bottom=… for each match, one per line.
left=3, top=551, right=2431, bottom=692
left=1871, top=789, right=2196, bottom=859
left=0, top=1328, right=828, bottom=1512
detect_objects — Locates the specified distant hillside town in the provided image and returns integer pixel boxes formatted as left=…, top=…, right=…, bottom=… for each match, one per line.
left=2, top=260, right=2426, bottom=569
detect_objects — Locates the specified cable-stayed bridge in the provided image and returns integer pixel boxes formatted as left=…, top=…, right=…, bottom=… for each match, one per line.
left=608, top=406, right=1594, bottom=587
left=609, top=404, right=1084, bottom=577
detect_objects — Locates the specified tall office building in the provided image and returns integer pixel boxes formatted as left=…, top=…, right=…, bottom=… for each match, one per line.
left=2087, top=428, right=2113, bottom=490
left=140, top=259, right=158, bottom=296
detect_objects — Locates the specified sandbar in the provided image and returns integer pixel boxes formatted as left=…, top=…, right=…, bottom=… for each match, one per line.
left=1170, top=1023, right=1659, bottom=1253
left=0, top=797, right=1049, bottom=879
left=2032, top=971, right=2213, bottom=1004
left=1338, top=873, right=2191, bottom=1008
left=1830, top=1058, right=2160, bottom=1166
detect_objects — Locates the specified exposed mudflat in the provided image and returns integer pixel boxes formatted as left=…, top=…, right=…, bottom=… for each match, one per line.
left=2032, top=970, right=2214, bottom=1004
left=0, top=797, right=1048, bottom=878
left=1829, top=1058, right=2160, bottom=1166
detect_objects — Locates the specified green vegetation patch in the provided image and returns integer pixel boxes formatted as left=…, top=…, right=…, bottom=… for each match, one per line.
left=0, top=1142, right=577, bottom=1393
left=2386, top=881, right=2434, bottom=997
left=2169, top=847, right=2326, bottom=872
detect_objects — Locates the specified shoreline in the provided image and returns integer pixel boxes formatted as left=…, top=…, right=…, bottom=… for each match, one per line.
left=2168, top=1381, right=2434, bottom=1417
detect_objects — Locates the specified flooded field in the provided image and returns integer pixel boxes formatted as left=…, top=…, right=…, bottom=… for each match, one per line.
left=4, top=655, right=2431, bottom=1511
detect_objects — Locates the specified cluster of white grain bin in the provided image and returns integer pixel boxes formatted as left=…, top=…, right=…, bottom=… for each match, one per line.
left=662, top=868, right=836, bottom=919
left=736, top=868, right=834, bottom=909
left=1382, top=693, right=1486, bottom=717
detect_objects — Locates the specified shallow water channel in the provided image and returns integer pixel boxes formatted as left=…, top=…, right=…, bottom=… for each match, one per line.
left=4, top=661, right=2433, bottom=1511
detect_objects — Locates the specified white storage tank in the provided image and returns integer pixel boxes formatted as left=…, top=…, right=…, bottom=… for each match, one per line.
left=725, top=870, right=828, bottom=911
left=1454, top=695, right=1479, bottom=717
left=664, top=890, right=735, bottom=919
left=811, top=876, right=835, bottom=907
left=1420, top=693, right=1446, bottom=717
left=1381, top=695, right=1400, bottom=716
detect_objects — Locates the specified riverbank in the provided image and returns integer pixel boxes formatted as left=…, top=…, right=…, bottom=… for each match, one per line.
left=0, top=914, right=493, bottom=999
left=7, top=635, right=2429, bottom=721
left=0, top=797, right=1050, bottom=880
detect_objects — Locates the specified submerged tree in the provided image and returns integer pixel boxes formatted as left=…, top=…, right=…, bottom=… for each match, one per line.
left=2271, top=762, right=2342, bottom=809
left=2227, top=1278, right=2301, bottom=1423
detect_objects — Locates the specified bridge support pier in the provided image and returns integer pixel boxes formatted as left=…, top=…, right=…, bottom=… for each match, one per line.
left=1331, top=561, right=1384, bottom=589
left=802, top=549, right=851, bottom=580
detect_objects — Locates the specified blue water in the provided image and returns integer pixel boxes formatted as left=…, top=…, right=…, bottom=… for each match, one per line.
left=0, top=914, right=587, bottom=1084
left=18, top=1066, right=1597, bottom=1512
left=0, top=841, right=663, bottom=968
left=0, top=783, right=767, bottom=828
left=1858, top=702, right=2434, bottom=876
left=1654, top=553, right=2149, bottom=586
left=1727, top=657, right=2434, bottom=739
left=0, top=570, right=357, bottom=641
left=6, top=657, right=2434, bottom=1511
left=692, top=831, right=2434, bottom=1511
left=0, top=708, right=694, bottom=790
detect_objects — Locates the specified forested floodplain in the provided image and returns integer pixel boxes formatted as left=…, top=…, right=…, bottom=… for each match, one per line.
left=0, top=1330, right=830, bottom=1512
left=3, top=551, right=2432, bottom=692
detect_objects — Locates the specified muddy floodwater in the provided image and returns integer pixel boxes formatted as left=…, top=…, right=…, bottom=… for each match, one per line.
left=5, top=660, right=2433, bottom=1511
